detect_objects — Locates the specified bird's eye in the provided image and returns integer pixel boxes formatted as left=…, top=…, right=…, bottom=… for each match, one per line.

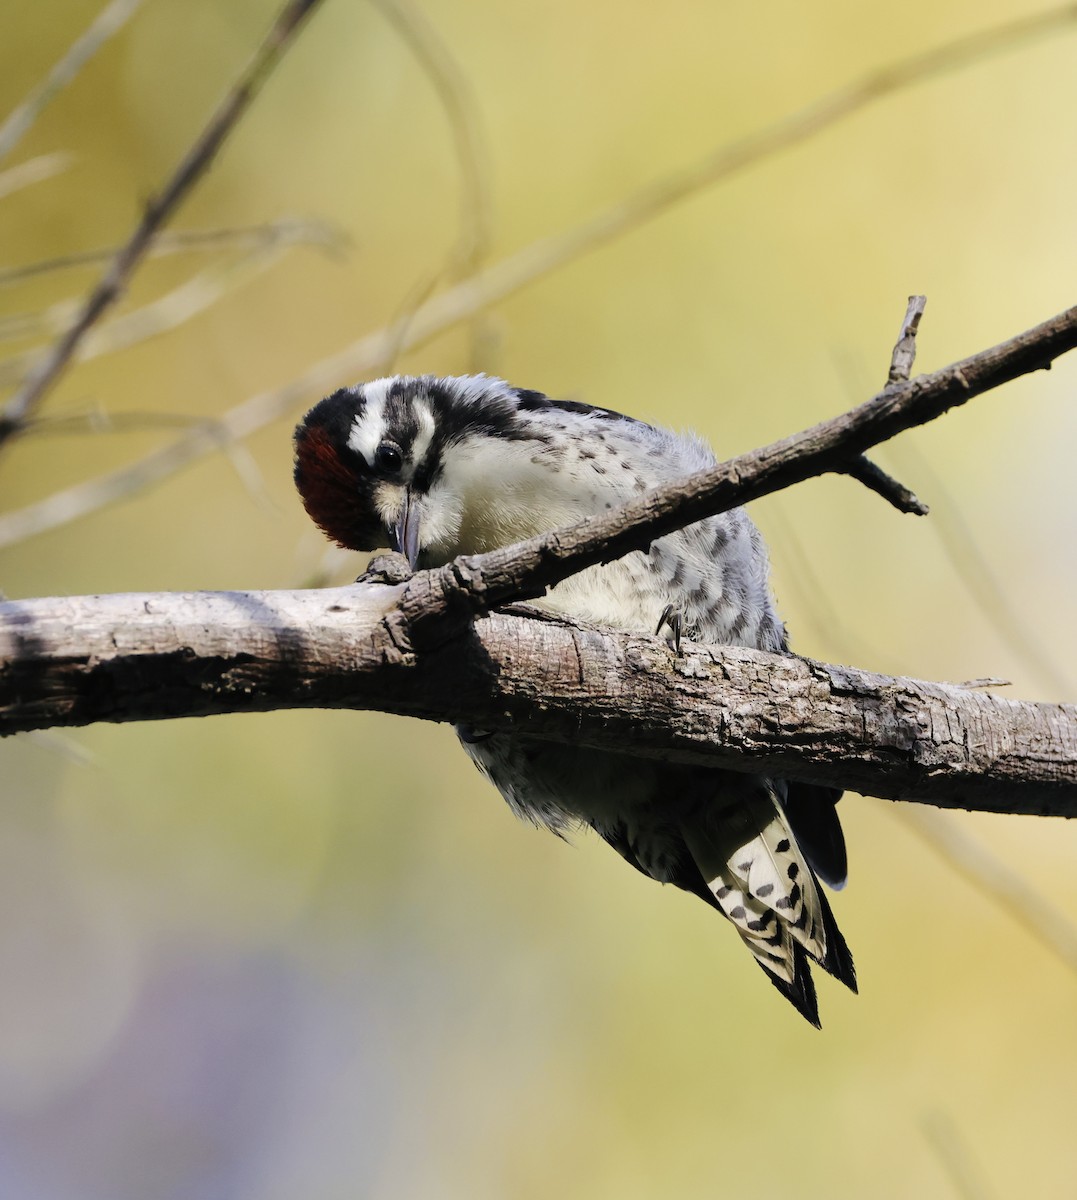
left=374, top=442, right=403, bottom=474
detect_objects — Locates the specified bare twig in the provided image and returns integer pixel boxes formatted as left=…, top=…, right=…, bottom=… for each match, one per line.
left=458, top=0, right=1077, bottom=335
left=402, top=304, right=1077, bottom=621
left=1, top=5, right=1074, bottom=536
left=25, top=728, right=96, bottom=766
left=219, top=439, right=278, bottom=514
left=19, top=408, right=210, bottom=437
left=0, top=309, right=56, bottom=345
left=889, top=294, right=928, bottom=384
left=0, top=372, right=337, bottom=547
left=0, top=0, right=144, bottom=165
left=894, top=693, right=1077, bottom=989
left=1, top=299, right=1074, bottom=560
left=837, top=295, right=931, bottom=515
left=0, top=0, right=326, bottom=447
left=899, top=807, right=1077, bottom=976
left=0, top=217, right=344, bottom=288
left=759, top=502, right=897, bottom=669
left=839, top=455, right=929, bottom=515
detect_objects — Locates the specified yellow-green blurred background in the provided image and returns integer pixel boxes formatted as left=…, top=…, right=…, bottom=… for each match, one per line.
left=2, top=0, right=1076, bottom=1195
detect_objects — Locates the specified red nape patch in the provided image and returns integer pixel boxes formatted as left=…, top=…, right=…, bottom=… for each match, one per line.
left=293, top=424, right=377, bottom=551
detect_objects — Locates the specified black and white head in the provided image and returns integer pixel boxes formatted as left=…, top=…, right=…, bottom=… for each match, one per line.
left=293, top=374, right=646, bottom=567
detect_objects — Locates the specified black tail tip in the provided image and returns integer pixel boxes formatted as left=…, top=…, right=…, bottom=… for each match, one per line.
left=760, top=947, right=822, bottom=1028
left=817, top=888, right=858, bottom=995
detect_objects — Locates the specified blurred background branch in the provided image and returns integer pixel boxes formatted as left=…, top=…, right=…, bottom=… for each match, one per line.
left=0, top=226, right=340, bottom=386
left=921, top=1111, right=999, bottom=1200
left=899, top=806, right=1077, bottom=976
left=0, top=150, right=74, bottom=201
left=0, top=0, right=144, bottom=166
left=0, top=216, right=344, bottom=290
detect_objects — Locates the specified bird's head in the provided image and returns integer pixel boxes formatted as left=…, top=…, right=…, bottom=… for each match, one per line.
left=294, top=374, right=575, bottom=567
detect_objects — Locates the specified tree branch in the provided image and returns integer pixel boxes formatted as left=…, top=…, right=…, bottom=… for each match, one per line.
left=837, top=455, right=929, bottom=515
left=834, top=293, right=931, bottom=516
left=405, top=303, right=1077, bottom=622
left=2, top=307, right=1074, bottom=818
left=1, top=586, right=1074, bottom=817
left=887, top=293, right=928, bottom=384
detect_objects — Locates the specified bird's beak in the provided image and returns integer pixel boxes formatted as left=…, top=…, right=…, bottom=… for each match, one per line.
left=391, top=489, right=422, bottom=569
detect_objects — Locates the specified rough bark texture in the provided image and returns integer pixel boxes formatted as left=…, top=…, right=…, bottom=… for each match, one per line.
left=1, top=585, right=1074, bottom=817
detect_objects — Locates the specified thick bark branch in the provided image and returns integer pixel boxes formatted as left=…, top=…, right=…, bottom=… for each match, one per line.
left=1, top=586, right=1074, bottom=818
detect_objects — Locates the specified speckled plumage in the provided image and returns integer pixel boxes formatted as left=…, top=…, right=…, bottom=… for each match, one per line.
left=294, top=374, right=855, bottom=1025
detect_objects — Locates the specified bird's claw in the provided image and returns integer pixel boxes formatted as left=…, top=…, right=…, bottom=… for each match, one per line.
left=655, top=604, right=684, bottom=655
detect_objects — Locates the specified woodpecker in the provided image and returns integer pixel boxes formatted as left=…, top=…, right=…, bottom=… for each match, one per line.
left=294, top=374, right=855, bottom=1025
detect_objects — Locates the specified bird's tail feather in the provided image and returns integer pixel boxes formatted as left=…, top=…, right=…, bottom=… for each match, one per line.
left=784, top=780, right=848, bottom=890
left=680, top=779, right=855, bottom=1025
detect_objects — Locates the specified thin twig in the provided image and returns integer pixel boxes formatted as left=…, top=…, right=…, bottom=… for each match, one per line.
left=0, top=0, right=326, bottom=447
left=461, top=0, right=1077, bottom=332
left=222, top=441, right=280, bottom=514
left=0, top=0, right=144, bottom=166
left=0, top=370, right=342, bottom=548
left=892, top=695, right=1077, bottom=992
left=0, top=309, right=60, bottom=345
left=368, top=0, right=491, bottom=278
left=840, top=455, right=929, bottom=515
left=0, top=217, right=344, bottom=288
left=19, top=408, right=210, bottom=437
left=758, top=502, right=898, bottom=669
left=402, top=304, right=1077, bottom=620
left=838, top=295, right=931, bottom=515
left=889, top=294, right=928, bottom=384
